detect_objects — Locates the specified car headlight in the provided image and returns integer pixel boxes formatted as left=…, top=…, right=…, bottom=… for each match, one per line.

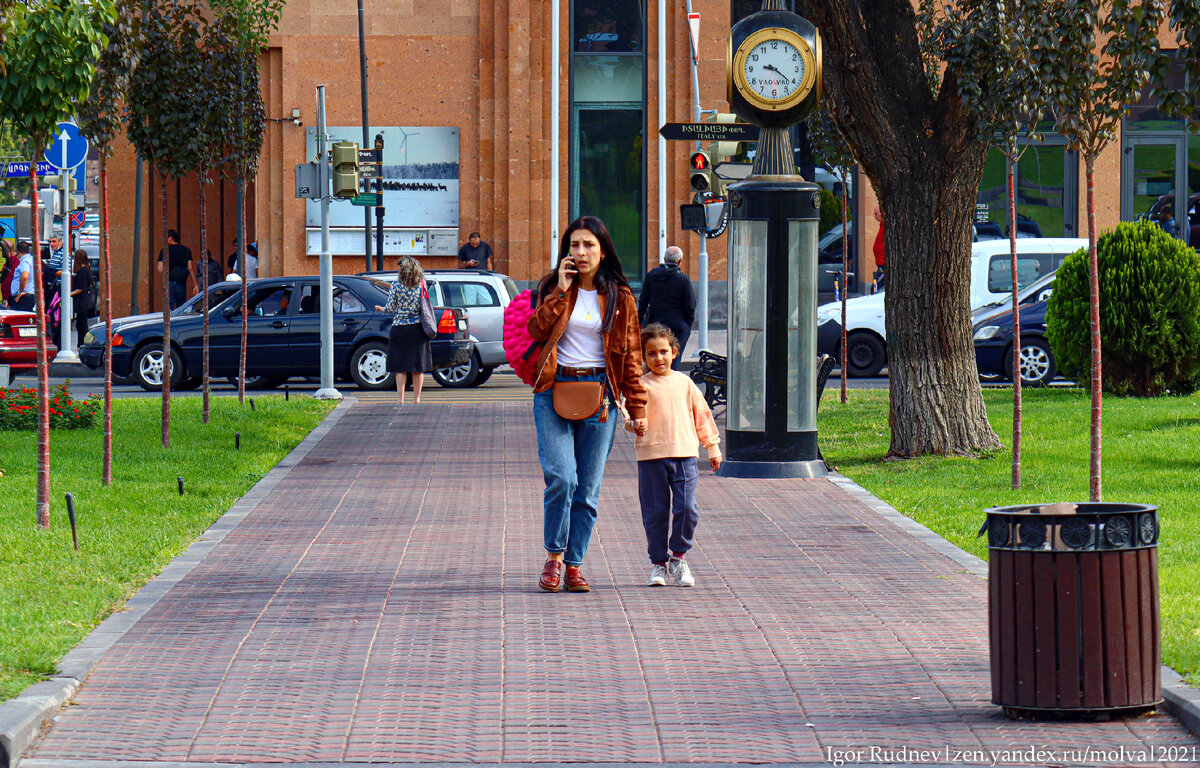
left=974, top=325, right=1000, bottom=340
left=83, top=330, right=95, bottom=345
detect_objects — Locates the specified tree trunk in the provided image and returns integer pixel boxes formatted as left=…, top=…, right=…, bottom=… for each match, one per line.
left=1008, top=152, right=1022, bottom=489
left=101, top=156, right=113, bottom=486
left=799, top=0, right=1002, bottom=457
left=29, top=156, right=50, bottom=528
left=160, top=174, right=171, bottom=448
left=237, top=176, right=247, bottom=404
left=200, top=178, right=210, bottom=425
left=1085, top=154, right=1102, bottom=501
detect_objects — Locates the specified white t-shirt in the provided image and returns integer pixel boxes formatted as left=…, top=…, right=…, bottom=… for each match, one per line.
left=555, top=289, right=605, bottom=367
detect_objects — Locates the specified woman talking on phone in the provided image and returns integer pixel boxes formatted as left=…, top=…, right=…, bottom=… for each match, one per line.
left=528, top=216, right=647, bottom=593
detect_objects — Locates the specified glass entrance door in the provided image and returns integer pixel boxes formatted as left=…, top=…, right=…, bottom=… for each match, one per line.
left=572, top=106, right=645, bottom=281
left=1122, top=136, right=1189, bottom=240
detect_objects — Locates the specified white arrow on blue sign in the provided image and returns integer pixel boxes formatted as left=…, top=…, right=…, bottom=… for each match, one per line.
left=47, top=122, right=89, bottom=170
left=4, top=161, right=56, bottom=178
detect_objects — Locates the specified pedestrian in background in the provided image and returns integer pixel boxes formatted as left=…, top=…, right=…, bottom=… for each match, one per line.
left=457, top=231, right=492, bottom=270
left=69, top=249, right=95, bottom=347
left=374, top=255, right=432, bottom=406
left=8, top=241, right=35, bottom=311
left=156, top=229, right=194, bottom=309
left=872, top=205, right=885, bottom=289
left=628, top=323, right=721, bottom=588
left=197, top=249, right=223, bottom=291
left=0, top=240, right=14, bottom=307
left=528, top=215, right=647, bottom=593
left=638, top=245, right=696, bottom=369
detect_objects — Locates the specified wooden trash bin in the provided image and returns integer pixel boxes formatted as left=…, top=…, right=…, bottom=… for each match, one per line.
left=983, top=502, right=1161, bottom=717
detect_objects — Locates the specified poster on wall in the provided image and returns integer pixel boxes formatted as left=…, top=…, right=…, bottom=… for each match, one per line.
left=305, top=126, right=459, bottom=229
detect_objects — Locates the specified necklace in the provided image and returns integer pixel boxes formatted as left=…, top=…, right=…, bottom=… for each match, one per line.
left=581, top=291, right=600, bottom=321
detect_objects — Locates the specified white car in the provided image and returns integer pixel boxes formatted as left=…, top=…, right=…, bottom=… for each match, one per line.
left=817, top=238, right=1086, bottom=377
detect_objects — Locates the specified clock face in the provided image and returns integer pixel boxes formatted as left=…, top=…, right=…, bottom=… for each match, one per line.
left=742, top=38, right=805, bottom=102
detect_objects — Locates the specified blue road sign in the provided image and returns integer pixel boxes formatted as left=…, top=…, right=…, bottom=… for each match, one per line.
left=4, top=161, right=56, bottom=178
left=47, top=122, right=89, bottom=170
left=70, top=211, right=86, bottom=229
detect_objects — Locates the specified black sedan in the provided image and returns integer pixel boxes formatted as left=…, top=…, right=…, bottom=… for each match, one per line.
left=973, top=300, right=1057, bottom=386
left=79, top=276, right=472, bottom=391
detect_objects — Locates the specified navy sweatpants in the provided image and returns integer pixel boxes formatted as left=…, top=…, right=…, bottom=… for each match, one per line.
left=637, top=456, right=699, bottom=564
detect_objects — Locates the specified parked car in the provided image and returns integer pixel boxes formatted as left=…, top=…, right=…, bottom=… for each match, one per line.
left=973, top=272, right=1060, bottom=386
left=360, top=268, right=519, bottom=387
left=78, top=276, right=472, bottom=391
left=817, top=238, right=1085, bottom=377
left=1, top=309, right=56, bottom=376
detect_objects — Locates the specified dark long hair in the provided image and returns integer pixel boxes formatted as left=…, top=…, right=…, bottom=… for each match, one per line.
left=536, top=216, right=632, bottom=334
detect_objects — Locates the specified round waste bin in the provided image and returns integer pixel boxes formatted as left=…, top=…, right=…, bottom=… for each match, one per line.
left=983, top=502, right=1161, bottom=717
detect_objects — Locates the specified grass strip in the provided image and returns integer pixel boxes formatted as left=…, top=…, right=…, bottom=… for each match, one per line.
left=819, top=387, right=1200, bottom=686
left=0, top=395, right=335, bottom=701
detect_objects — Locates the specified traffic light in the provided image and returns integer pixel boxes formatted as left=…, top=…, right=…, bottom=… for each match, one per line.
left=331, top=140, right=361, bottom=198
left=705, top=112, right=742, bottom=163
left=689, top=150, right=712, bottom=194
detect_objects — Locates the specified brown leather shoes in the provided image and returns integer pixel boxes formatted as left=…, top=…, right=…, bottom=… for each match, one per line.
left=539, top=559, right=562, bottom=592
left=564, top=566, right=590, bottom=592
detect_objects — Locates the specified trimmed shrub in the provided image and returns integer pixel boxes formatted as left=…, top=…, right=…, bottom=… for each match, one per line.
left=818, top=188, right=845, bottom=236
left=1045, top=221, right=1200, bottom=396
left=0, top=382, right=98, bottom=430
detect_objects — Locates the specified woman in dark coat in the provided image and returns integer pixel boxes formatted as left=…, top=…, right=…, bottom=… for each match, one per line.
left=69, top=249, right=95, bottom=347
left=374, top=255, right=432, bottom=405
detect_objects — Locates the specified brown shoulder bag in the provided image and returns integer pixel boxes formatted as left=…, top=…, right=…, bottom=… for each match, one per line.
left=553, top=380, right=609, bottom=422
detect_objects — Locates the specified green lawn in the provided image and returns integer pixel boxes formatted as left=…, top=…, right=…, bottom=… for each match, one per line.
left=0, top=396, right=335, bottom=701
left=819, top=387, right=1200, bottom=686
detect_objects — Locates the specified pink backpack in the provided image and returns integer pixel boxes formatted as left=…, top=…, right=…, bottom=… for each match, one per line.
left=502, top=288, right=541, bottom=386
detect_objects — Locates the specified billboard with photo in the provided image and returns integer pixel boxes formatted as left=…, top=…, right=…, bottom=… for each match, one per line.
left=305, top=126, right=459, bottom=229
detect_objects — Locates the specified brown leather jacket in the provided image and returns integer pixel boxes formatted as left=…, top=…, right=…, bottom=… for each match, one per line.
left=528, top=284, right=647, bottom=420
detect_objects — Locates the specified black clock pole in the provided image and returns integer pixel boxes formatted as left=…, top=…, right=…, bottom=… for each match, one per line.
left=719, top=4, right=826, bottom=478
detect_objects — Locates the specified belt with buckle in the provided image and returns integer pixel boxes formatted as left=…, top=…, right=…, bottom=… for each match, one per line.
left=557, top=365, right=605, bottom=377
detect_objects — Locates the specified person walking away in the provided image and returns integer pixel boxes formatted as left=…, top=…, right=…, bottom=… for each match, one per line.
left=8, top=241, right=35, bottom=311
left=0, top=240, right=14, bottom=307
left=374, top=255, right=432, bottom=405
left=638, top=245, right=696, bottom=369
left=628, top=324, right=721, bottom=587
left=528, top=215, right=647, bottom=593
left=457, top=231, right=493, bottom=270
left=69, top=249, right=96, bottom=347
left=156, top=229, right=194, bottom=310
left=197, top=249, right=223, bottom=292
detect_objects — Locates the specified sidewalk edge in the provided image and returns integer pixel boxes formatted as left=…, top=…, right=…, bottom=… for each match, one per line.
left=0, top=396, right=357, bottom=768
left=827, top=470, right=1200, bottom=737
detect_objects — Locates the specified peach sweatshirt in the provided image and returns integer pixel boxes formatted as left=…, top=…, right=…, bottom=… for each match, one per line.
left=626, top=370, right=721, bottom=462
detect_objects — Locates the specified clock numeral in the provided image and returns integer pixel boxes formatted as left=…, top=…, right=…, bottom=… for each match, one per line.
left=750, top=53, right=759, bottom=61
left=792, top=54, right=798, bottom=61
left=772, top=88, right=778, bottom=98
left=770, top=41, right=778, bottom=49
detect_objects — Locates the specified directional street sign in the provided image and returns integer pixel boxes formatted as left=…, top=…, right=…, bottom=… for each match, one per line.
left=47, top=122, right=89, bottom=170
left=658, top=122, right=757, bottom=142
left=358, top=149, right=381, bottom=163
left=351, top=193, right=381, bottom=206
left=4, top=161, right=56, bottom=178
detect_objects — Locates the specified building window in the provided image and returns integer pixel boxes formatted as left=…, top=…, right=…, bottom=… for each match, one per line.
left=977, top=134, right=1078, bottom=239
left=571, top=0, right=646, bottom=282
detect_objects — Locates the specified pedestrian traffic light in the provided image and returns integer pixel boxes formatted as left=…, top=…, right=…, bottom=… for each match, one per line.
left=689, top=150, right=712, bottom=194
left=331, top=140, right=360, bottom=199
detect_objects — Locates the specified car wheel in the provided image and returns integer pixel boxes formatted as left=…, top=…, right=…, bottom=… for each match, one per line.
left=432, top=352, right=482, bottom=388
left=473, top=365, right=496, bottom=386
left=843, top=332, right=886, bottom=378
left=1006, top=337, right=1057, bottom=387
left=226, top=375, right=283, bottom=390
left=132, top=343, right=185, bottom=392
left=349, top=341, right=395, bottom=390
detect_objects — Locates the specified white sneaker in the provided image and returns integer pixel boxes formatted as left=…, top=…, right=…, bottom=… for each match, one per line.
left=647, top=564, right=668, bottom=587
left=668, top=558, right=694, bottom=587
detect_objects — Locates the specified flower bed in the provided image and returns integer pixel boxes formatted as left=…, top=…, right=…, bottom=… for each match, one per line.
left=0, top=383, right=99, bottom=430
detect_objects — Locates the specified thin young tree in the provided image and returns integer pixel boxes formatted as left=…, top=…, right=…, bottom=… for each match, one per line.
left=126, top=0, right=205, bottom=447
left=931, top=0, right=1050, bottom=488
left=1043, top=0, right=1199, bottom=500
left=210, top=0, right=285, bottom=403
left=807, top=111, right=857, bottom=404
left=76, top=1, right=141, bottom=484
left=0, top=0, right=112, bottom=526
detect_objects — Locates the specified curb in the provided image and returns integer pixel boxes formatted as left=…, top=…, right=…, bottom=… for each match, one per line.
left=828, top=470, right=1200, bottom=738
left=0, top=397, right=357, bottom=768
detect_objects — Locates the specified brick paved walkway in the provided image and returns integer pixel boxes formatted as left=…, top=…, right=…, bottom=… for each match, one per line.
left=24, top=402, right=1200, bottom=767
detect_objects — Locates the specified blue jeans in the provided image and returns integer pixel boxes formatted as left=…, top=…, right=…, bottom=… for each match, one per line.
left=533, top=372, right=617, bottom=566
left=169, top=281, right=187, bottom=310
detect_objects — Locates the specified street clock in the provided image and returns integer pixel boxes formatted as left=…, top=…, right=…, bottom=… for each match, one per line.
left=727, top=11, right=821, bottom=128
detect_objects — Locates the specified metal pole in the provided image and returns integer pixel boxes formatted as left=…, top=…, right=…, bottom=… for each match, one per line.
left=375, top=133, right=384, bottom=269
left=550, top=0, right=560, bottom=263
left=314, top=85, right=342, bottom=401
left=55, top=144, right=78, bottom=363
left=131, top=157, right=142, bottom=314
left=657, top=0, right=667, bottom=268
left=685, top=0, right=708, bottom=352
left=358, top=0, right=372, bottom=272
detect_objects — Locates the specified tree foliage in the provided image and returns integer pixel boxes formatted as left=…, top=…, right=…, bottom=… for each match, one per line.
left=76, top=0, right=141, bottom=161
left=1046, top=222, right=1200, bottom=396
